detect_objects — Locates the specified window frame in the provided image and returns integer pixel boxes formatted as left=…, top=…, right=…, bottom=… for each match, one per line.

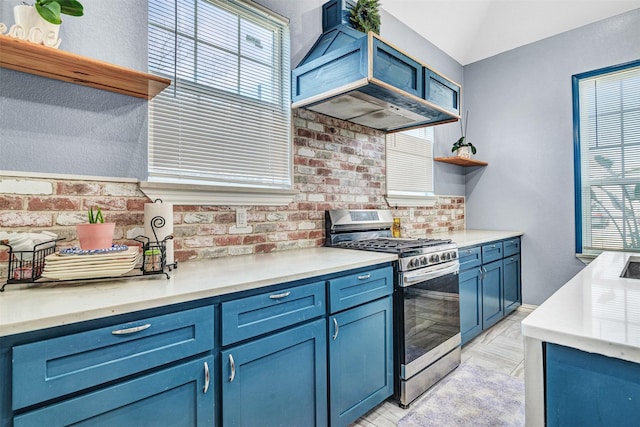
left=144, top=0, right=296, bottom=206
left=385, top=127, right=437, bottom=207
left=573, top=59, right=640, bottom=254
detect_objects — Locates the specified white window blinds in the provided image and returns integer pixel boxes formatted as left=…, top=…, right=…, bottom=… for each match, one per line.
left=386, top=127, right=435, bottom=201
left=577, top=63, right=640, bottom=253
left=148, top=0, right=291, bottom=189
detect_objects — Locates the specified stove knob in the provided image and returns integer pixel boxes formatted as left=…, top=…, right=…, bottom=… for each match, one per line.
left=443, top=252, right=451, bottom=260
left=420, top=256, right=428, bottom=266
left=430, top=254, right=440, bottom=263
left=408, top=258, right=418, bottom=269
left=451, top=251, right=457, bottom=259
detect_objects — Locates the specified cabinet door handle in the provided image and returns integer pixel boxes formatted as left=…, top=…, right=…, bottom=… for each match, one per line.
left=203, top=361, right=210, bottom=394
left=332, top=318, right=339, bottom=340
left=269, top=291, right=291, bottom=299
left=111, top=323, right=151, bottom=335
left=491, top=244, right=496, bottom=248
left=229, top=354, right=236, bottom=383
left=466, top=249, right=472, bottom=254
left=357, top=274, right=371, bottom=280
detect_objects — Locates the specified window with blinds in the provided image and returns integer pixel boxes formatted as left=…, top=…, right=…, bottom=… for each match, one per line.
left=574, top=61, right=640, bottom=254
left=386, top=127, right=435, bottom=205
left=148, top=0, right=291, bottom=190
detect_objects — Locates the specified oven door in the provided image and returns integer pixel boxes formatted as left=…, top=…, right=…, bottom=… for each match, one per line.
left=397, top=263, right=460, bottom=380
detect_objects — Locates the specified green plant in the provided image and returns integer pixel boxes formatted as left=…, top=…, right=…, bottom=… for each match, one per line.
left=87, top=206, right=105, bottom=224
left=349, top=0, right=381, bottom=35
left=451, top=110, right=476, bottom=154
left=33, top=0, right=84, bottom=25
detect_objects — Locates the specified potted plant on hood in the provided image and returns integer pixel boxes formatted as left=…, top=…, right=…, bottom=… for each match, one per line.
left=349, top=0, right=381, bottom=34
left=10, top=0, right=83, bottom=48
left=76, top=206, right=116, bottom=250
left=451, top=111, right=476, bottom=159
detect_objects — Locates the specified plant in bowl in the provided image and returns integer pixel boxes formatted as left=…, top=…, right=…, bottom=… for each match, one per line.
left=451, top=110, right=476, bottom=159
left=75, top=206, right=116, bottom=250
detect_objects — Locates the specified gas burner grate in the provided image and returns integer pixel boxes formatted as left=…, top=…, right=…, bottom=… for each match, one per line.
left=336, top=238, right=452, bottom=253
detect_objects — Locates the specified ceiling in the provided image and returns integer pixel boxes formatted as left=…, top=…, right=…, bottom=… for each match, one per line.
left=381, top=0, right=640, bottom=65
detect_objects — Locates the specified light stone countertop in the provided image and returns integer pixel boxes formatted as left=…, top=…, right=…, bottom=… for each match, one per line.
left=522, top=250, right=640, bottom=363
left=430, top=229, right=524, bottom=247
left=521, top=251, right=640, bottom=426
left=0, top=247, right=396, bottom=337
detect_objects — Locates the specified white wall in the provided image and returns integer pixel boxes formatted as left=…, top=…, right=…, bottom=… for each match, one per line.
left=463, top=9, right=640, bottom=305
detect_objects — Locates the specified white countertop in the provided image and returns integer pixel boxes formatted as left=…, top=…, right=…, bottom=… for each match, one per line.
left=522, top=251, right=640, bottom=364
left=0, top=247, right=396, bottom=337
left=431, top=229, right=523, bottom=248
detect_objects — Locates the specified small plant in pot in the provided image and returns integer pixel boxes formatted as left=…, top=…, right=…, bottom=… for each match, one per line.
left=33, top=0, right=84, bottom=25
left=11, top=0, right=83, bottom=48
left=451, top=110, right=476, bottom=159
left=75, top=206, right=116, bottom=250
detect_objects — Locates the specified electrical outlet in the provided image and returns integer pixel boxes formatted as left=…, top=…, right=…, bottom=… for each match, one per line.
left=409, top=208, right=415, bottom=221
left=236, top=208, right=248, bottom=228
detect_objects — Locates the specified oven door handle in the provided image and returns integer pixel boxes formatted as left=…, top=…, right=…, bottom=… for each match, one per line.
left=401, top=261, right=459, bottom=287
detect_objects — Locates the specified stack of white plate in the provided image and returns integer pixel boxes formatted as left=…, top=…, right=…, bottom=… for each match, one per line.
left=42, top=246, right=140, bottom=280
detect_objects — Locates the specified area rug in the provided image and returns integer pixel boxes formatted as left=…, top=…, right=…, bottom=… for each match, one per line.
left=398, top=363, right=525, bottom=427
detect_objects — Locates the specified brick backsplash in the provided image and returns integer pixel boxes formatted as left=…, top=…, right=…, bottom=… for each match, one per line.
left=0, top=109, right=464, bottom=279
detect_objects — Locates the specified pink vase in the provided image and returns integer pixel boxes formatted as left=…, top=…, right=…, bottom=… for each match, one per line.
left=76, top=223, right=115, bottom=250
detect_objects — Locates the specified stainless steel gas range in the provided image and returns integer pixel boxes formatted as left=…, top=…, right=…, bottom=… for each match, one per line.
left=325, top=209, right=461, bottom=408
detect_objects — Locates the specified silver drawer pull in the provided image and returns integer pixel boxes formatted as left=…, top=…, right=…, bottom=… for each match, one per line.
left=491, top=244, right=496, bottom=248
left=269, top=291, right=291, bottom=299
left=203, top=361, right=210, bottom=394
left=111, top=323, right=151, bottom=335
left=332, top=318, right=339, bottom=340
left=357, top=274, right=371, bottom=280
left=466, top=249, right=472, bottom=254
left=229, top=354, right=236, bottom=382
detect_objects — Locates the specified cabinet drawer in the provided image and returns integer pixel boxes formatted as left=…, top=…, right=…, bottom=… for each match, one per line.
left=482, top=242, right=503, bottom=263
left=503, top=238, right=521, bottom=257
left=221, top=281, right=325, bottom=346
left=14, top=355, right=214, bottom=427
left=12, top=305, right=214, bottom=410
left=328, top=266, right=393, bottom=313
left=458, top=246, right=481, bottom=271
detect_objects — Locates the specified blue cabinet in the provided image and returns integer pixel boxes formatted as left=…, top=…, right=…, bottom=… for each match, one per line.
left=459, top=267, right=482, bottom=344
left=481, top=260, right=503, bottom=330
left=327, top=266, right=393, bottom=426
left=12, top=306, right=214, bottom=410
left=14, top=355, right=215, bottom=427
left=459, top=237, right=522, bottom=344
left=546, top=343, right=640, bottom=426
left=503, top=254, right=521, bottom=315
left=6, top=305, right=216, bottom=427
left=221, top=319, right=327, bottom=427
left=328, top=296, right=393, bottom=427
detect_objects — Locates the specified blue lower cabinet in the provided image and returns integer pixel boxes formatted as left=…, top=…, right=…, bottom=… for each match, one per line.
left=13, top=355, right=215, bottom=427
left=220, top=319, right=327, bottom=427
left=329, top=296, right=393, bottom=427
left=481, top=260, right=503, bottom=330
left=459, top=268, right=482, bottom=345
left=546, top=343, right=640, bottom=426
left=503, top=255, right=521, bottom=316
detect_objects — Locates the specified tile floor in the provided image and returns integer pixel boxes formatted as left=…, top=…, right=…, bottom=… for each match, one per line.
left=351, top=306, right=534, bottom=427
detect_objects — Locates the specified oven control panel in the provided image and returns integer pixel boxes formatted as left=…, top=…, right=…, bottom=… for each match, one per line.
left=399, top=246, right=458, bottom=272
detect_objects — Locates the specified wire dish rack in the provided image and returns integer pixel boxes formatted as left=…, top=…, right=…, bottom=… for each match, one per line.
left=1, top=238, right=64, bottom=291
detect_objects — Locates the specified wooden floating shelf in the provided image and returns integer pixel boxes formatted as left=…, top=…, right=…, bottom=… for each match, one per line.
left=0, top=35, right=171, bottom=99
left=434, top=157, right=489, bottom=167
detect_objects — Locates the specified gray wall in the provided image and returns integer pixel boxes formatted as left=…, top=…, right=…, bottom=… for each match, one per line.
left=463, top=9, right=640, bottom=305
left=0, top=0, right=148, bottom=179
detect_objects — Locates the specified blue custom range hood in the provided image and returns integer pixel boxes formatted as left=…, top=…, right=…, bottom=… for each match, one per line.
left=292, top=0, right=461, bottom=132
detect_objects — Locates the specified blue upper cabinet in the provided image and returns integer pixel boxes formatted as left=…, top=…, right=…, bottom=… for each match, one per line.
left=291, top=0, right=461, bottom=132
